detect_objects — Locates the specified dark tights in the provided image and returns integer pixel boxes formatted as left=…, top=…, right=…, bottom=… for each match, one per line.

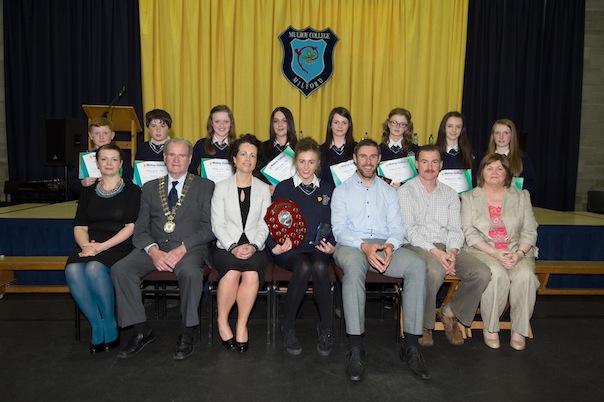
left=282, top=251, right=332, bottom=331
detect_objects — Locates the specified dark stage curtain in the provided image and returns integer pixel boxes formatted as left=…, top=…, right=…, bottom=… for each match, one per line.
left=3, top=0, right=143, bottom=183
left=462, top=0, right=585, bottom=210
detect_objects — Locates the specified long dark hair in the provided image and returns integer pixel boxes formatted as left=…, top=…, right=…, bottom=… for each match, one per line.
left=269, top=106, right=297, bottom=149
left=324, top=106, right=355, bottom=161
left=435, top=111, right=473, bottom=169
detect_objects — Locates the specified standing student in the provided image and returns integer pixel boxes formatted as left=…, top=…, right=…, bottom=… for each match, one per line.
left=135, top=109, right=172, bottom=161
left=435, top=111, right=474, bottom=170
left=319, top=107, right=357, bottom=189
left=189, top=105, right=236, bottom=174
left=484, top=119, right=536, bottom=195
left=379, top=107, right=420, bottom=188
left=68, top=117, right=133, bottom=196
left=259, top=107, right=298, bottom=191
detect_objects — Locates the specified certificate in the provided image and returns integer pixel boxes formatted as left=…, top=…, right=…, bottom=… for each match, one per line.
left=133, top=160, right=168, bottom=186
left=260, top=147, right=296, bottom=185
left=437, top=169, right=473, bottom=194
left=512, top=177, right=524, bottom=190
left=78, top=152, right=101, bottom=179
left=201, top=158, right=233, bottom=183
left=330, top=160, right=356, bottom=186
left=377, top=157, right=417, bottom=183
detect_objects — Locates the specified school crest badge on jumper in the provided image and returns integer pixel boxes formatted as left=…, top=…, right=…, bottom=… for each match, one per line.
left=278, top=26, right=339, bottom=97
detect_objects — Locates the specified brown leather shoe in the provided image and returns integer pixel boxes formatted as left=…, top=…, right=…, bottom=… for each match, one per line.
left=418, top=328, right=434, bottom=347
left=437, top=306, right=464, bottom=346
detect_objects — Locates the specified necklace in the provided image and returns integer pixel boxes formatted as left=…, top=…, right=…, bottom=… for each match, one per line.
left=95, top=178, right=125, bottom=198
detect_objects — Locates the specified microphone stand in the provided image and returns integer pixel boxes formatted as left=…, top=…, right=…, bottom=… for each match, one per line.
left=101, top=85, right=127, bottom=118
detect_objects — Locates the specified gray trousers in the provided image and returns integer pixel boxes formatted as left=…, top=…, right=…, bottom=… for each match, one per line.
left=334, top=239, right=427, bottom=336
left=405, top=243, right=491, bottom=329
left=111, top=248, right=205, bottom=328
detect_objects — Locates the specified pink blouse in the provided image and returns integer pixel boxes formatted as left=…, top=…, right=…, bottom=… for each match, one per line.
left=488, top=205, right=509, bottom=249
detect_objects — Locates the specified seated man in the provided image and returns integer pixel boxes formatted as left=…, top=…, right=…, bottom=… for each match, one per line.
left=398, top=145, right=490, bottom=346
left=331, top=139, right=430, bottom=381
left=111, top=138, right=215, bottom=360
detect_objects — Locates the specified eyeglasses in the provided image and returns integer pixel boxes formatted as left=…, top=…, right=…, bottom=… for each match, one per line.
left=389, top=120, right=408, bottom=128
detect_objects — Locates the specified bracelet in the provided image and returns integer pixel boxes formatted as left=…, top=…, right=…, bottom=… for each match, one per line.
left=249, top=243, right=259, bottom=251
left=227, top=243, right=237, bottom=252
left=516, top=249, right=526, bottom=256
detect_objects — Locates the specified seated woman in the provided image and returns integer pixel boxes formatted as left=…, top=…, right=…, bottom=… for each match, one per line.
left=135, top=109, right=172, bottom=161
left=189, top=105, right=236, bottom=174
left=211, top=134, right=271, bottom=352
left=379, top=108, right=419, bottom=187
left=319, top=107, right=357, bottom=189
left=484, top=118, right=537, bottom=195
left=65, top=144, right=141, bottom=354
left=259, top=106, right=298, bottom=190
left=435, top=111, right=474, bottom=170
left=269, top=138, right=336, bottom=356
left=461, top=153, right=539, bottom=351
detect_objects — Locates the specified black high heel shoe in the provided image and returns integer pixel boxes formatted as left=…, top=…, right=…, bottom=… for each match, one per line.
left=236, top=341, right=249, bottom=353
left=89, top=342, right=105, bottom=355
left=104, top=338, right=120, bottom=352
left=222, top=337, right=236, bottom=351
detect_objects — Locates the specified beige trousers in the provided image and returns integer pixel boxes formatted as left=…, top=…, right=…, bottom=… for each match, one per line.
left=469, top=250, right=539, bottom=337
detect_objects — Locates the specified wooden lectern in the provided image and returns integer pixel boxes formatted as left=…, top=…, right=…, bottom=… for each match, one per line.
left=82, top=105, right=142, bottom=165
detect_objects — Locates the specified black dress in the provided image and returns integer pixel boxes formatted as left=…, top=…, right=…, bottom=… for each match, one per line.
left=66, top=181, right=141, bottom=267
left=212, top=186, right=269, bottom=279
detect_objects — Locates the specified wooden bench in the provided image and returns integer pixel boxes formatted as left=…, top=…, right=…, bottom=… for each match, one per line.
left=535, top=260, right=604, bottom=295
left=0, top=256, right=69, bottom=297
left=434, top=260, right=604, bottom=338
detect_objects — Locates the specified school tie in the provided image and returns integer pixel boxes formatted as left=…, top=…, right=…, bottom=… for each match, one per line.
left=168, top=181, right=179, bottom=209
left=299, top=183, right=315, bottom=195
left=448, top=148, right=459, bottom=156
left=390, top=145, right=401, bottom=153
left=331, top=144, right=345, bottom=155
left=214, top=142, right=228, bottom=151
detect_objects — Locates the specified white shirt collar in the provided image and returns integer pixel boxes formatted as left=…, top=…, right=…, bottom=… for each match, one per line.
left=388, top=138, right=403, bottom=148
left=293, top=173, right=320, bottom=188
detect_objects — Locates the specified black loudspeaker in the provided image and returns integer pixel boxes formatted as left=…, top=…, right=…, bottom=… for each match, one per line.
left=45, top=118, right=87, bottom=165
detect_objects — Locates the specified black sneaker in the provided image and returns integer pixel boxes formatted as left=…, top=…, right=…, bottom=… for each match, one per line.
left=316, top=324, right=333, bottom=357
left=346, top=346, right=365, bottom=381
left=281, top=325, right=302, bottom=355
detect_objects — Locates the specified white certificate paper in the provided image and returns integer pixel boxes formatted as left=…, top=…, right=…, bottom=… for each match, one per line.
left=78, top=152, right=101, bottom=179
left=260, top=147, right=296, bottom=185
left=133, top=161, right=168, bottom=186
left=201, top=158, right=233, bottom=183
left=377, top=157, right=417, bottom=183
left=512, top=177, right=524, bottom=190
left=437, top=169, right=473, bottom=194
left=330, top=159, right=356, bottom=186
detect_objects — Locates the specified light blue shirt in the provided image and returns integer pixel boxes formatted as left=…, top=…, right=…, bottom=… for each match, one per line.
left=331, top=172, right=406, bottom=250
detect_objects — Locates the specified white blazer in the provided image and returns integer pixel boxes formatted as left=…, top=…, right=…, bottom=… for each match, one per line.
left=211, top=175, right=271, bottom=251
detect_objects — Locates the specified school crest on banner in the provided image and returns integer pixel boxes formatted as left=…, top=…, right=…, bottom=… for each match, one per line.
left=278, top=26, right=339, bottom=97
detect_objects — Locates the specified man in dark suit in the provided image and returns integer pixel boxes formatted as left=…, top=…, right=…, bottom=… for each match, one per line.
left=111, top=138, right=215, bottom=360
